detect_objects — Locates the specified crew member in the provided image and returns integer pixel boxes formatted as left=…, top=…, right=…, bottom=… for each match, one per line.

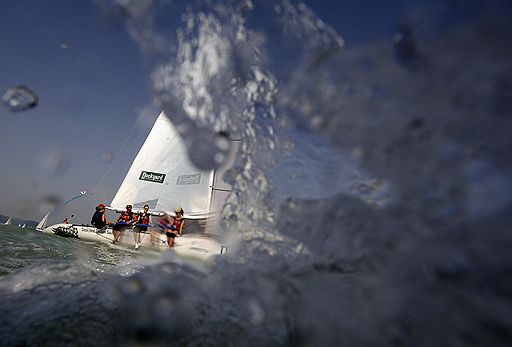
left=91, top=204, right=109, bottom=230
left=134, top=204, right=152, bottom=249
left=164, top=207, right=185, bottom=248
left=113, top=204, right=137, bottom=244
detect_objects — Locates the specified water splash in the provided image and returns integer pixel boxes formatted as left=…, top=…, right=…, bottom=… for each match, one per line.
left=117, top=0, right=288, bottom=251
left=101, top=150, right=114, bottom=163
left=120, top=2, right=512, bottom=345
left=1, top=85, right=38, bottom=112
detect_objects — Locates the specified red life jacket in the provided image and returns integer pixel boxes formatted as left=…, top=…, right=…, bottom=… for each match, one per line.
left=172, top=218, right=184, bottom=233
left=138, top=212, right=150, bottom=225
left=119, top=211, right=134, bottom=223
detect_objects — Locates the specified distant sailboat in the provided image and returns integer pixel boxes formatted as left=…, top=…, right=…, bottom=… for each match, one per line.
left=3, top=217, right=12, bottom=225
left=36, top=211, right=50, bottom=231
left=40, top=111, right=230, bottom=260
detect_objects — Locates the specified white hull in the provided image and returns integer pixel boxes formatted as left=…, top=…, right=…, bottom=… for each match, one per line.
left=41, top=223, right=227, bottom=262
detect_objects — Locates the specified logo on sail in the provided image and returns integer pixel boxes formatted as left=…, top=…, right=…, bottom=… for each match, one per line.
left=176, top=173, right=201, bottom=185
left=139, top=171, right=166, bottom=183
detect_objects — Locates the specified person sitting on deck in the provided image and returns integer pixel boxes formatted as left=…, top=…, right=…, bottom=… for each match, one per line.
left=164, top=207, right=185, bottom=248
left=63, top=214, right=74, bottom=224
left=91, top=204, right=110, bottom=230
left=133, top=204, right=152, bottom=250
left=113, top=204, right=137, bottom=244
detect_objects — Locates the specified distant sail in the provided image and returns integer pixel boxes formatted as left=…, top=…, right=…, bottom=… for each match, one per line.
left=4, top=217, right=12, bottom=225
left=36, top=212, right=50, bottom=230
left=109, top=111, right=215, bottom=219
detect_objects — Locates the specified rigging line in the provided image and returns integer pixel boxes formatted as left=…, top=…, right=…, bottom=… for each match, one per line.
left=90, top=113, right=145, bottom=196
left=63, top=194, right=85, bottom=207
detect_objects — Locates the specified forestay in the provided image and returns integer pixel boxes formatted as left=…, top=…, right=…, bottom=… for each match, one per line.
left=110, top=111, right=214, bottom=219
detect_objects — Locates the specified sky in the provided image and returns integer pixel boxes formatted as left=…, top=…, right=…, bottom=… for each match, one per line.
left=0, top=0, right=430, bottom=224
left=0, top=0, right=154, bottom=223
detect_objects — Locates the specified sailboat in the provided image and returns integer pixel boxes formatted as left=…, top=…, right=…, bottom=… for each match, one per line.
left=3, top=217, right=12, bottom=225
left=40, top=111, right=230, bottom=261
left=35, top=211, right=50, bottom=231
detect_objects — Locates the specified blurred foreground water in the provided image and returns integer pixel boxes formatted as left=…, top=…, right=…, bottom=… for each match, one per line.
left=1, top=0, right=511, bottom=346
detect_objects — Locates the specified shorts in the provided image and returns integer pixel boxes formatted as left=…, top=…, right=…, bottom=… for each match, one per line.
left=134, top=225, right=148, bottom=232
left=166, top=231, right=176, bottom=238
left=113, top=224, right=130, bottom=232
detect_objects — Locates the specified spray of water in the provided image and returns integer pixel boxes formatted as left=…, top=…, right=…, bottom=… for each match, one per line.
left=1, top=1, right=511, bottom=346
left=111, top=1, right=512, bottom=345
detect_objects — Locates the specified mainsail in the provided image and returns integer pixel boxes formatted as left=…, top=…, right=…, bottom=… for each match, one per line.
left=109, top=111, right=215, bottom=219
left=4, top=217, right=12, bottom=225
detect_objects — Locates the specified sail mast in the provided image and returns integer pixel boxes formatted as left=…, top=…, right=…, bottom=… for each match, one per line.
left=206, top=169, right=215, bottom=218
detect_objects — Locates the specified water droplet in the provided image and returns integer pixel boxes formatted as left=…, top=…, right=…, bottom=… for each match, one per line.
left=40, top=150, right=70, bottom=176
left=393, top=25, right=425, bottom=71
left=309, top=115, right=322, bottom=129
left=121, top=278, right=143, bottom=295
left=101, top=151, right=113, bottom=163
left=215, top=136, right=230, bottom=151
left=159, top=263, right=174, bottom=274
left=248, top=298, right=265, bottom=325
left=2, top=85, right=38, bottom=112
left=351, top=147, right=363, bottom=160
left=155, top=295, right=176, bottom=316
left=214, top=152, right=226, bottom=164
left=40, top=194, right=62, bottom=209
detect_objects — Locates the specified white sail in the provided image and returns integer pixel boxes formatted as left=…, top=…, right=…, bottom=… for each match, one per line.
left=36, top=212, right=50, bottom=230
left=4, top=217, right=12, bottom=225
left=110, top=111, right=214, bottom=219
